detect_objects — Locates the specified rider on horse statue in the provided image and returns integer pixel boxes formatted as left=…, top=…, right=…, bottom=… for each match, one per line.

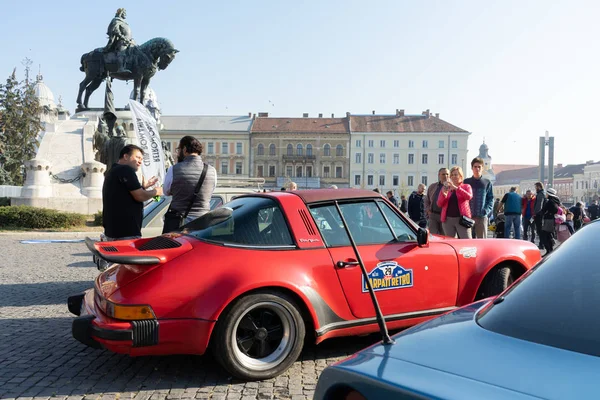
left=104, top=8, right=134, bottom=74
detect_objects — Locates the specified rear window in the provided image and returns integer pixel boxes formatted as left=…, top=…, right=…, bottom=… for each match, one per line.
left=477, top=229, right=600, bottom=357
left=187, top=197, right=294, bottom=247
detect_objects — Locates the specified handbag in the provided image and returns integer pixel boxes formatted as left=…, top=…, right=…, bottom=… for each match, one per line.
left=459, top=215, right=475, bottom=229
left=162, top=162, right=208, bottom=234
left=542, top=218, right=555, bottom=232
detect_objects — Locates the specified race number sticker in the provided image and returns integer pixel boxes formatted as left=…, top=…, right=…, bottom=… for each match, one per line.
left=363, top=261, right=413, bottom=293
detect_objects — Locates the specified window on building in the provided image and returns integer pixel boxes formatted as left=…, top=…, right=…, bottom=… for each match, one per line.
left=393, top=140, right=399, bottom=148
left=408, top=140, right=414, bottom=148
left=286, top=166, right=293, bottom=177
left=257, top=144, right=264, bottom=156
left=222, top=142, right=228, bottom=154
left=408, top=154, right=414, bottom=164
left=324, top=166, right=330, bottom=178
left=287, top=144, right=293, bottom=156
left=393, top=175, right=399, bottom=186
left=356, top=139, right=361, bottom=148
left=452, top=140, right=458, bottom=149
left=269, top=165, right=276, bottom=177
left=380, top=140, right=386, bottom=148
left=257, top=165, right=264, bottom=177
left=408, top=176, right=414, bottom=186
left=324, top=144, right=331, bottom=156
left=297, top=144, right=303, bottom=156
left=422, top=176, right=428, bottom=185
left=336, top=166, right=342, bottom=178
left=221, top=161, right=228, bottom=175
left=269, top=144, right=276, bottom=156
left=368, top=153, right=374, bottom=164
left=296, top=166, right=303, bottom=177
left=451, top=154, right=457, bottom=165
left=422, top=140, right=428, bottom=148
left=439, top=140, right=445, bottom=149
left=306, top=166, right=312, bottom=177
left=336, top=145, right=344, bottom=157
left=380, top=153, right=386, bottom=164
left=576, top=182, right=579, bottom=189
left=368, top=175, right=374, bottom=186
left=355, top=175, right=361, bottom=185
left=368, top=140, right=374, bottom=148
left=208, top=142, right=214, bottom=154
left=355, top=153, right=361, bottom=164
left=438, top=154, right=444, bottom=164
left=236, top=162, right=242, bottom=175
left=393, top=154, right=399, bottom=164
left=236, top=143, right=242, bottom=155
left=379, top=175, right=385, bottom=186
left=306, top=144, right=313, bottom=156
left=422, top=154, right=428, bottom=164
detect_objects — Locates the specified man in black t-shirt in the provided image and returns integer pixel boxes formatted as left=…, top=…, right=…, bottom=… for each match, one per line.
left=102, top=144, right=163, bottom=240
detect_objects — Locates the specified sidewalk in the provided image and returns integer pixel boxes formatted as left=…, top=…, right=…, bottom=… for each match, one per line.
left=0, top=229, right=102, bottom=239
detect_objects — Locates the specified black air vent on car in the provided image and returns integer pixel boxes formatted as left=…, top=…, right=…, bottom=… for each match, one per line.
left=102, top=246, right=118, bottom=252
left=138, top=236, right=182, bottom=251
left=298, top=209, right=316, bottom=235
left=132, top=320, right=159, bottom=347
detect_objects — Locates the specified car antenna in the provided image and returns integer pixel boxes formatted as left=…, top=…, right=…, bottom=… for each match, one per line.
left=334, top=202, right=395, bottom=345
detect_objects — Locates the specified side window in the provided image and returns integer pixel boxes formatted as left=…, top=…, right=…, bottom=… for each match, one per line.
left=310, top=205, right=350, bottom=247
left=379, top=201, right=417, bottom=241
left=339, top=202, right=395, bottom=245
left=210, top=196, right=224, bottom=210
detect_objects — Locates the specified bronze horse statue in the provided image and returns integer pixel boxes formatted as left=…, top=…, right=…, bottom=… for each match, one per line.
left=77, top=37, right=178, bottom=110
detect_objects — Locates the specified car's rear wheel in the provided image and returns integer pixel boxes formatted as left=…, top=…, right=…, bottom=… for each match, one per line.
left=212, top=292, right=305, bottom=380
left=476, top=264, right=514, bottom=300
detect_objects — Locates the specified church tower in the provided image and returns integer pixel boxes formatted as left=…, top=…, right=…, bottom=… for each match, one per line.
left=478, top=141, right=495, bottom=182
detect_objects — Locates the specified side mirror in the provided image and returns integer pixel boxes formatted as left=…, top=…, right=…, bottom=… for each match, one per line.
left=417, top=227, right=429, bottom=247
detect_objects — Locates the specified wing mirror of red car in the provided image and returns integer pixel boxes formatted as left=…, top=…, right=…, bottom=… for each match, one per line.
left=417, top=227, right=429, bottom=247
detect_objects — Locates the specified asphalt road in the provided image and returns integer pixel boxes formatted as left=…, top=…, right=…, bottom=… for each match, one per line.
left=0, top=233, right=381, bottom=400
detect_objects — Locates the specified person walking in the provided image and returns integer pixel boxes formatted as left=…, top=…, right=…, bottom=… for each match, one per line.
left=540, top=188, right=561, bottom=255
left=437, top=166, right=473, bottom=239
left=533, top=182, right=547, bottom=249
left=386, top=190, right=399, bottom=207
left=102, top=144, right=162, bottom=241
left=463, top=157, right=494, bottom=238
left=425, top=168, right=449, bottom=235
left=588, top=200, right=600, bottom=221
left=500, top=187, right=522, bottom=239
left=162, top=136, right=217, bottom=233
left=569, top=202, right=586, bottom=231
left=408, top=183, right=427, bottom=228
left=399, top=195, right=408, bottom=213
left=521, top=190, right=536, bottom=243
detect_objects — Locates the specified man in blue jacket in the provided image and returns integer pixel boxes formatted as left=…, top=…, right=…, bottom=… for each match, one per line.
left=501, top=187, right=522, bottom=239
left=464, top=157, right=494, bottom=238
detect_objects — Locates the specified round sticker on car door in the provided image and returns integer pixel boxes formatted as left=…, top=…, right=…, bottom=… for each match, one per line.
left=362, top=261, right=413, bottom=293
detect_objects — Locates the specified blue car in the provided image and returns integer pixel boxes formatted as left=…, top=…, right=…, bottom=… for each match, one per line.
left=314, top=221, right=600, bottom=400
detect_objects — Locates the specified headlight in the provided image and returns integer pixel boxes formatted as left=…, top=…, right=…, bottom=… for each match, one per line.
left=105, top=301, right=156, bottom=320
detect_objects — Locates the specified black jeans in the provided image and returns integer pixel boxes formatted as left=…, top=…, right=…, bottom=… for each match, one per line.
left=540, top=230, right=554, bottom=254
left=535, top=215, right=544, bottom=248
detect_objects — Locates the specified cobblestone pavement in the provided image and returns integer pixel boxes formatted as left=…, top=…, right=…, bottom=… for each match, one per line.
left=0, top=234, right=382, bottom=400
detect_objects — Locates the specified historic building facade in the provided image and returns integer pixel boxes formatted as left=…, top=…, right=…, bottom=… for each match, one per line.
left=249, top=114, right=350, bottom=188
left=349, top=110, right=470, bottom=195
left=160, top=115, right=254, bottom=178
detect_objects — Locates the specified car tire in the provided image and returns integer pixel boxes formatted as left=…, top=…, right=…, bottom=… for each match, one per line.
left=476, top=264, right=513, bottom=300
left=212, top=292, right=305, bottom=380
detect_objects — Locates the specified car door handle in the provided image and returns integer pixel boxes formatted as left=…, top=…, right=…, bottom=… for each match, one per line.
left=336, top=260, right=360, bottom=268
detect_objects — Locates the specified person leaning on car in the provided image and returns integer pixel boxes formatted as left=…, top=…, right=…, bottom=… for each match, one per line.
left=424, top=167, right=449, bottom=235
left=437, top=166, right=473, bottom=239
left=102, top=144, right=162, bottom=241
left=163, top=136, right=217, bottom=231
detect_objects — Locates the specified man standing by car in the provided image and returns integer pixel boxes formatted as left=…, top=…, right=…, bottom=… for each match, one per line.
left=425, top=168, right=449, bottom=235
left=464, top=157, right=494, bottom=238
left=408, top=183, right=427, bottom=228
left=386, top=190, right=399, bottom=208
left=500, top=187, right=522, bottom=239
left=163, top=136, right=217, bottom=233
left=522, top=189, right=536, bottom=243
left=102, top=144, right=162, bottom=241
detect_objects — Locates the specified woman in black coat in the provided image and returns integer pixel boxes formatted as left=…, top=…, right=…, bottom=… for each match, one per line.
left=540, top=188, right=561, bottom=255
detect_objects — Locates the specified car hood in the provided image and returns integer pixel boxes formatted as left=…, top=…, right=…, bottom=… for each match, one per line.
left=337, top=301, right=600, bottom=399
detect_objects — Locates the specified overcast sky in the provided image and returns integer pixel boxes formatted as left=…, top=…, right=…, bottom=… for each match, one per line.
left=1, top=0, right=598, bottom=166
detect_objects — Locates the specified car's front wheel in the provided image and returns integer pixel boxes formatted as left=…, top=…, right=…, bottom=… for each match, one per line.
left=476, top=264, right=514, bottom=300
left=212, top=292, right=305, bottom=380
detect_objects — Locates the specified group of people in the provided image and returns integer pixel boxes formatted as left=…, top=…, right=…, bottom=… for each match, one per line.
left=392, top=157, right=493, bottom=240
left=102, top=136, right=217, bottom=242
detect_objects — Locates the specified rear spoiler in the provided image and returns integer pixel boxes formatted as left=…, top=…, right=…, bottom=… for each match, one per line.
left=85, top=237, right=160, bottom=265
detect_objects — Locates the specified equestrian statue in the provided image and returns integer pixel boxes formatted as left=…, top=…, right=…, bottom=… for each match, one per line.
left=76, top=8, right=179, bottom=110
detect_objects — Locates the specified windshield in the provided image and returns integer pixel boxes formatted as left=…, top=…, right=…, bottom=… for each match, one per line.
left=186, top=196, right=294, bottom=247
left=477, top=224, right=600, bottom=357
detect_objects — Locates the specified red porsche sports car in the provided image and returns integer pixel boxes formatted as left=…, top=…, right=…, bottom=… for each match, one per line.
left=69, top=189, right=541, bottom=380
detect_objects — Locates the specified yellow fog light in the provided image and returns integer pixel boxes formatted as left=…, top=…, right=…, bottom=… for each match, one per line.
left=106, top=301, right=156, bottom=320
